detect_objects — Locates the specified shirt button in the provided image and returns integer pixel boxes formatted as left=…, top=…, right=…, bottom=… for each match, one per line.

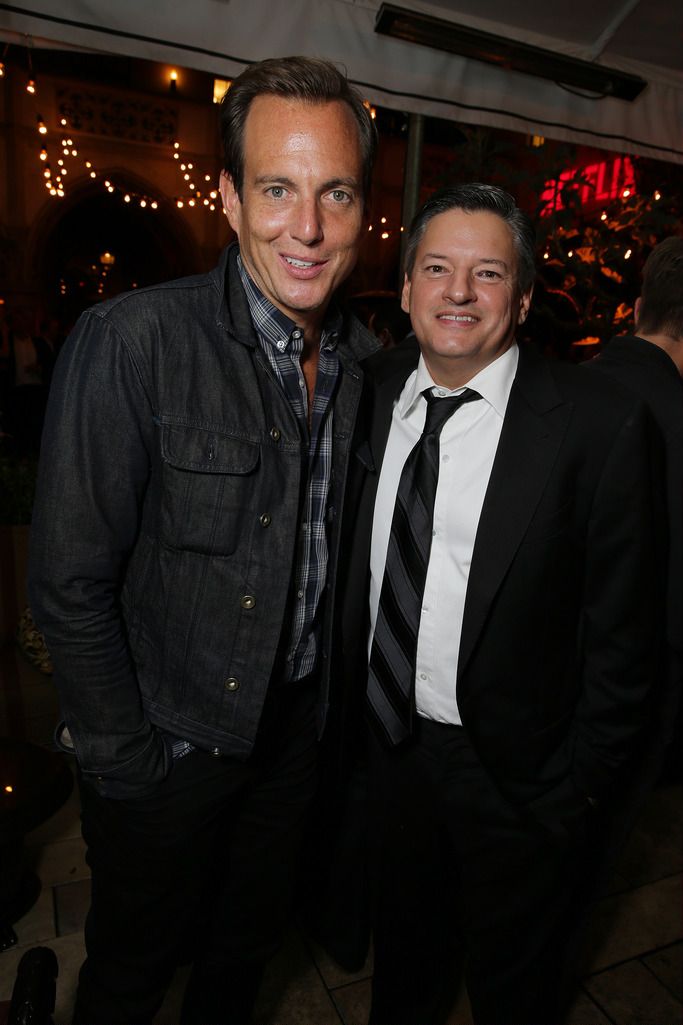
left=270, top=427, right=281, bottom=441
left=259, top=513, right=272, bottom=527
left=299, top=379, right=306, bottom=389
left=224, top=678, right=239, bottom=692
left=211, top=746, right=222, bottom=756
left=277, top=340, right=287, bottom=351
left=297, top=589, right=304, bottom=599
left=420, top=673, right=427, bottom=681
left=292, top=329, right=302, bottom=339
left=240, top=595, right=256, bottom=610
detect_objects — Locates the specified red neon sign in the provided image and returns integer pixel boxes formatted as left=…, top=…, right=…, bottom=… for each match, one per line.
left=540, top=156, right=636, bottom=216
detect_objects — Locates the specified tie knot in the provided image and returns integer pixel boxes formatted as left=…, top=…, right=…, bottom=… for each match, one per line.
left=422, top=387, right=480, bottom=436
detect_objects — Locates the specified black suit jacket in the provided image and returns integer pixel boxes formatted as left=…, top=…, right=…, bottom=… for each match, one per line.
left=587, top=334, right=682, bottom=785
left=338, top=341, right=662, bottom=834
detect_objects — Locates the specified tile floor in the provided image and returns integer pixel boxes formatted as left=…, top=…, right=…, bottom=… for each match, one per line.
left=1, top=639, right=681, bottom=1025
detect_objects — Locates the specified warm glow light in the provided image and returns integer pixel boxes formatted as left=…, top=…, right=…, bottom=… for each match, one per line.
left=174, top=141, right=180, bottom=149
left=100, top=251, right=115, bottom=266
left=543, top=251, right=549, bottom=260
left=622, top=188, right=631, bottom=198
left=624, top=248, right=632, bottom=259
left=26, top=78, right=36, bottom=93
left=381, top=231, right=389, bottom=239
left=188, top=199, right=196, bottom=207
left=567, top=250, right=574, bottom=257
left=368, top=224, right=373, bottom=232
left=0, top=62, right=5, bottom=78
left=37, top=116, right=47, bottom=134
left=177, top=199, right=184, bottom=208
left=4, top=785, right=13, bottom=793
left=151, top=201, right=158, bottom=209
left=654, top=190, right=661, bottom=201
left=90, top=171, right=96, bottom=178
left=213, top=78, right=231, bottom=104
left=124, top=194, right=131, bottom=202
left=380, top=217, right=387, bottom=224
left=170, top=70, right=178, bottom=81
left=140, top=199, right=147, bottom=207
left=40, top=148, right=47, bottom=160
left=210, top=191, right=218, bottom=199
left=85, top=161, right=92, bottom=168
left=601, top=211, right=607, bottom=221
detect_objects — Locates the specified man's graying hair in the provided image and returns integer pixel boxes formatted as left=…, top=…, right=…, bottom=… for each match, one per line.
left=220, top=56, right=377, bottom=202
left=637, top=237, right=683, bottom=339
left=404, top=183, right=537, bottom=295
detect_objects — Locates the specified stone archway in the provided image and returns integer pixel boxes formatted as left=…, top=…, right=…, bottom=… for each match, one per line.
left=27, top=171, right=204, bottom=328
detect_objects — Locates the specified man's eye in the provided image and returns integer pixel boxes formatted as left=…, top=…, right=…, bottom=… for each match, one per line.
left=478, top=269, right=500, bottom=279
left=330, top=189, right=350, bottom=203
left=267, top=186, right=286, bottom=199
left=425, top=264, right=446, bottom=274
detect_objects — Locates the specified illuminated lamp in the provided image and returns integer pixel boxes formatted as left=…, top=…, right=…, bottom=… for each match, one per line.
left=100, top=251, right=115, bottom=268
left=375, top=3, right=647, bottom=101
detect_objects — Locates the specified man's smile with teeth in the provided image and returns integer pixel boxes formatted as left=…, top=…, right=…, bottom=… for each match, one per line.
left=438, top=313, right=477, bottom=322
left=285, top=256, right=320, bottom=268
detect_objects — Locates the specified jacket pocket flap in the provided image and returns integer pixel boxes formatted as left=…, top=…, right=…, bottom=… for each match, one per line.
left=161, top=423, right=259, bottom=474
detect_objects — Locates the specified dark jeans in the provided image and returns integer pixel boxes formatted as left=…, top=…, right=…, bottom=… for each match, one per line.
left=368, top=721, right=591, bottom=1025
left=73, top=682, right=318, bottom=1025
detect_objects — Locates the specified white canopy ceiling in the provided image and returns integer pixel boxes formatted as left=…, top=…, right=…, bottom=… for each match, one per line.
left=2, top=0, right=682, bottom=163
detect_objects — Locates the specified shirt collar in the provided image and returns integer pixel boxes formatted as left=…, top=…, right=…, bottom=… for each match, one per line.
left=398, top=343, right=519, bottom=420
left=237, top=253, right=341, bottom=352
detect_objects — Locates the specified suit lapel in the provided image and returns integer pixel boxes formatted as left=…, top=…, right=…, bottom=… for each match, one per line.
left=458, top=346, right=573, bottom=680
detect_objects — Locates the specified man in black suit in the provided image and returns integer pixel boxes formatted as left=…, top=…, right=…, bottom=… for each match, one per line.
left=340, top=184, right=662, bottom=1025
left=589, top=238, right=682, bottom=785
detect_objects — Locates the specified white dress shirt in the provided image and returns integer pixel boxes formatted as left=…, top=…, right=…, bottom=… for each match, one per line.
left=369, top=344, right=519, bottom=725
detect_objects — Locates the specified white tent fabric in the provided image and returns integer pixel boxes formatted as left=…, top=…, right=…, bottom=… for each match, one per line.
left=1, top=0, right=682, bottom=163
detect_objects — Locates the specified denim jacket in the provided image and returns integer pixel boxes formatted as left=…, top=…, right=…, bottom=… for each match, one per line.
left=28, top=245, right=379, bottom=797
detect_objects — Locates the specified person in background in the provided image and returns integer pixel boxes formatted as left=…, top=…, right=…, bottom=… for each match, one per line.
left=339, top=183, right=662, bottom=1025
left=28, top=56, right=377, bottom=1025
left=588, top=237, right=682, bottom=787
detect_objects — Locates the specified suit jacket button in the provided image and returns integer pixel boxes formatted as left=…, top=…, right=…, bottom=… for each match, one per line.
left=240, top=595, right=256, bottom=610
left=259, top=513, right=272, bottom=527
left=270, top=427, right=281, bottom=442
left=211, top=746, right=222, bottom=756
left=224, top=677, right=240, bottom=692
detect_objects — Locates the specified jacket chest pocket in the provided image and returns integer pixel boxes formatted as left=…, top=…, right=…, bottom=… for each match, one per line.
left=159, top=422, right=260, bottom=555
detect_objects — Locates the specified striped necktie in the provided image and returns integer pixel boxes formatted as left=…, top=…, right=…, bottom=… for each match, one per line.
left=367, top=387, right=481, bottom=745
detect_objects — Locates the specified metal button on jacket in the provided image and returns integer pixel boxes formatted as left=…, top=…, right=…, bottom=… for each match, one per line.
left=240, top=595, right=256, bottom=610
left=224, top=678, right=239, bottom=692
left=270, top=427, right=281, bottom=441
left=259, top=513, right=272, bottom=527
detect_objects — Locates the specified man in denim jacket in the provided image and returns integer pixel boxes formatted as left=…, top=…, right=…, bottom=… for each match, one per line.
left=28, top=57, right=378, bottom=1024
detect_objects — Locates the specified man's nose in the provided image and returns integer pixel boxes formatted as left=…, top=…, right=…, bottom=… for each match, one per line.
left=291, top=196, right=323, bottom=245
left=443, top=270, right=474, bottom=303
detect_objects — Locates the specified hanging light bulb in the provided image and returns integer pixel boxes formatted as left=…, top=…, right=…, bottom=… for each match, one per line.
left=26, top=77, right=36, bottom=94
left=37, top=115, right=47, bottom=135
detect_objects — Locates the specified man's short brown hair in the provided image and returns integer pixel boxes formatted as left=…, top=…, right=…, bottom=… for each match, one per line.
left=637, top=237, right=683, bottom=339
left=220, top=56, right=377, bottom=203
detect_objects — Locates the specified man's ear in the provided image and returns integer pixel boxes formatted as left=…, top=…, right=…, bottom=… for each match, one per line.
left=517, top=284, right=533, bottom=325
left=219, top=171, right=241, bottom=235
left=634, top=296, right=642, bottom=326
left=401, top=273, right=411, bottom=315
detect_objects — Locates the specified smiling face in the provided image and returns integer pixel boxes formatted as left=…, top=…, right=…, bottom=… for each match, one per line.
left=220, top=95, right=365, bottom=339
left=402, top=208, right=533, bottom=388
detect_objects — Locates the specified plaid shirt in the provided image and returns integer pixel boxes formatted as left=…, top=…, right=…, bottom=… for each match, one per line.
left=238, top=255, right=341, bottom=683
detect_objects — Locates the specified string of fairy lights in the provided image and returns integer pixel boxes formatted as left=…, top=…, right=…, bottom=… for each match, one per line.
left=2, top=53, right=399, bottom=240
left=2, top=47, right=667, bottom=260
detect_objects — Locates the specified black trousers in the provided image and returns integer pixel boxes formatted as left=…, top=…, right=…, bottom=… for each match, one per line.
left=367, top=721, right=591, bottom=1025
left=72, top=682, right=319, bottom=1025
